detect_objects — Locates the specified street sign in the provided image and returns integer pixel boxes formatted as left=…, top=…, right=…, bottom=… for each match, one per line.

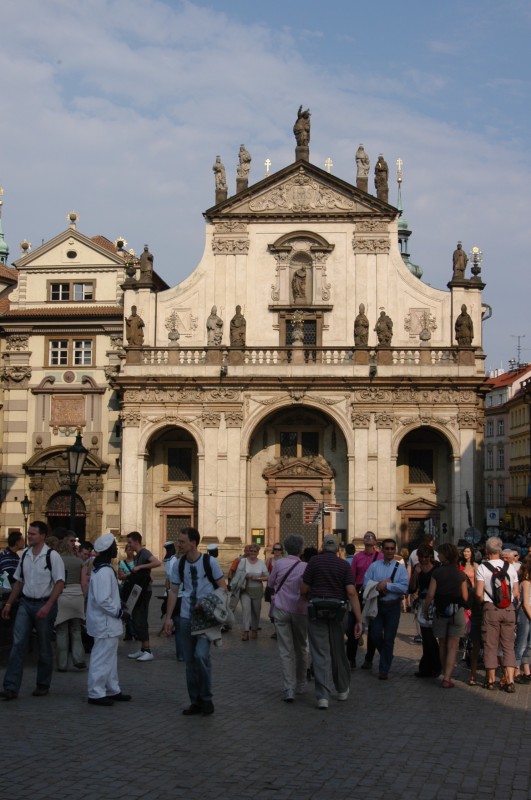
left=324, top=503, right=344, bottom=513
left=303, top=501, right=320, bottom=525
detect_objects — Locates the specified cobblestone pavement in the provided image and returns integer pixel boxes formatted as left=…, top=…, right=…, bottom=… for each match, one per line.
left=2, top=583, right=531, bottom=800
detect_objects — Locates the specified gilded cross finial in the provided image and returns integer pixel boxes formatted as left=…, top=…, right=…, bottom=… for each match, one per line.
left=325, top=157, right=333, bottom=173
left=265, top=158, right=271, bottom=176
left=396, top=158, right=403, bottom=184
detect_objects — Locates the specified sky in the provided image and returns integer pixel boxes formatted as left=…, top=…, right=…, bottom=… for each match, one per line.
left=1, top=0, right=530, bottom=370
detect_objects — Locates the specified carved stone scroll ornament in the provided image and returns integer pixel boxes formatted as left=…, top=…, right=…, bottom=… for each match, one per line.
left=352, top=237, right=391, bottom=254
left=104, top=365, right=120, bottom=384
left=2, top=365, right=32, bottom=385
left=249, top=169, right=356, bottom=213
left=354, top=387, right=391, bottom=403
left=202, top=411, right=221, bottom=428
left=212, top=238, right=250, bottom=254
left=6, top=334, right=29, bottom=351
left=457, top=411, right=478, bottom=428
left=215, top=221, right=248, bottom=234
left=119, top=410, right=141, bottom=427
left=208, top=388, right=240, bottom=401
left=351, top=411, right=370, bottom=429
left=375, top=412, right=394, bottom=429
left=404, top=310, right=437, bottom=336
left=355, top=220, right=388, bottom=233
left=225, top=411, right=243, bottom=428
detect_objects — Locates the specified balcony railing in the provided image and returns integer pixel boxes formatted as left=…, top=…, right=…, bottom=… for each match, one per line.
left=125, top=345, right=469, bottom=369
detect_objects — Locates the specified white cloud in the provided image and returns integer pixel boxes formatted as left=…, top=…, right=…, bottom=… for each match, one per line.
left=0, top=0, right=529, bottom=369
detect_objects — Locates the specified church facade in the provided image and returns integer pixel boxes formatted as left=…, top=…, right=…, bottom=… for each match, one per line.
left=115, top=130, right=487, bottom=556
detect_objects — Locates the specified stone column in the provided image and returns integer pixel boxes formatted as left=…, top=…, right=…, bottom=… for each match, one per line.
left=120, top=415, right=141, bottom=535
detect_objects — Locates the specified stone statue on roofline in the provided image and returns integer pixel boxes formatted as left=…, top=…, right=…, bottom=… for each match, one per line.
left=139, top=244, right=153, bottom=283
left=374, top=309, right=393, bottom=346
left=455, top=304, right=474, bottom=346
left=452, top=242, right=468, bottom=280
left=126, top=305, right=145, bottom=346
left=374, top=154, right=389, bottom=203
left=236, top=145, right=251, bottom=192
left=207, top=305, right=224, bottom=346
left=356, top=145, right=370, bottom=192
left=354, top=303, right=369, bottom=346
left=213, top=156, right=227, bottom=203
left=293, top=105, right=311, bottom=160
left=230, top=305, right=246, bottom=347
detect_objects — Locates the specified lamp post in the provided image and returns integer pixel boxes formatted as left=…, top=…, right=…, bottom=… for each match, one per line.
left=67, top=431, right=89, bottom=537
left=20, top=494, right=31, bottom=546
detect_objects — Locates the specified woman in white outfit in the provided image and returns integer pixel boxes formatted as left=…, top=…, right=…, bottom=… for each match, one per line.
left=240, top=545, right=268, bottom=640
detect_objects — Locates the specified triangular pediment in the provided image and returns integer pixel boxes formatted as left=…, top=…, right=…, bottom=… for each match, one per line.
left=205, top=161, right=397, bottom=220
left=397, top=497, right=445, bottom=512
left=263, top=456, right=334, bottom=480
left=155, top=494, right=196, bottom=509
left=13, top=228, right=127, bottom=270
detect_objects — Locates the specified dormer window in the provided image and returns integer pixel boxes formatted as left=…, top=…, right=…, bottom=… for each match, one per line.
left=49, top=281, right=94, bottom=301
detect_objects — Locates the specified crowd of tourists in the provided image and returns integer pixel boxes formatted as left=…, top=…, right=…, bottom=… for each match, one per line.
left=1, top=523, right=530, bottom=713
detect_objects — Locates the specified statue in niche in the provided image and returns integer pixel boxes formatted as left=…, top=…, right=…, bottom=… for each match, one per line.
left=291, top=265, right=307, bottom=303
left=356, top=145, right=370, bottom=179
left=139, top=244, right=153, bottom=281
left=452, top=241, right=468, bottom=279
left=354, top=303, right=369, bottom=346
left=374, top=154, right=389, bottom=202
left=230, top=305, right=246, bottom=347
left=206, top=305, right=224, bottom=346
left=293, top=105, right=311, bottom=147
left=375, top=309, right=393, bottom=346
left=212, top=156, right=227, bottom=192
left=455, top=304, right=474, bottom=346
left=237, top=145, right=251, bottom=181
left=126, top=305, right=145, bottom=346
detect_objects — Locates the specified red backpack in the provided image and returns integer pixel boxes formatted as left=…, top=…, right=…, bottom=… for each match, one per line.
left=483, top=562, right=512, bottom=609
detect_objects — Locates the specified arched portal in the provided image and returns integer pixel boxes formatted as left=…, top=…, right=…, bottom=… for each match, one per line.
left=248, top=405, right=348, bottom=548
left=145, top=426, right=199, bottom=553
left=396, top=426, right=453, bottom=547
left=46, top=491, right=87, bottom=540
left=280, top=491, right=319, bottom=548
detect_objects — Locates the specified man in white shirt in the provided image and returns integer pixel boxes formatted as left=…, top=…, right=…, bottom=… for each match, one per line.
left=476, top=536, right=519, bottom=692
left=1, top=521, right=65, bottom=700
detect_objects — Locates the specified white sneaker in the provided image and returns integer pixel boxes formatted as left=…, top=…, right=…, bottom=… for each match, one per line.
left=336, top=690, right=349, bottom=701
left=316, top=698, right=328, bottom=709
left=127, top=650, right=143, bottom=659
left=136, top=651, right=154, bottom=662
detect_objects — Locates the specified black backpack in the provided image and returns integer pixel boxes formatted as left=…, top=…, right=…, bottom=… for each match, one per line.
left=178, top=553, right=217, bottom=588
left=483, top=561, right=512, bottom=609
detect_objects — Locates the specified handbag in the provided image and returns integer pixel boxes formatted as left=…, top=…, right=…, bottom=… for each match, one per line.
left=308, top=597, right=347, bottom=622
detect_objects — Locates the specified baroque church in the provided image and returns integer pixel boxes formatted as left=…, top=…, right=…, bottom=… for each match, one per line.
left=0, top=112, right=487, bottom=556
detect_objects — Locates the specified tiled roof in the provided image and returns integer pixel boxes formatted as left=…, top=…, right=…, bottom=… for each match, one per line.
left=484, top=366, right=531, bottom=389
left=90, top=235, right=124, bottom=256
left=0, top=296, right=10, bottom=313
left=0, top=264, right=17, bottom=283
left=1, top=305, right=123, bottom=318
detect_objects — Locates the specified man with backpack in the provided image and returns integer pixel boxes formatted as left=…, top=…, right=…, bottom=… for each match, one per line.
left=476, top=536, right=520, bottom=692
left=0, top=521, right=65, bottom=700
left=164, top=527, right=226, bottom=716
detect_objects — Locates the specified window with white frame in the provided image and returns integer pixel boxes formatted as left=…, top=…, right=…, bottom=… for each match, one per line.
left=497, top=419, right=504, bottom=436
left=497, top=447, right=505, bottom=470
left=498, top=483, right=505, bottom=506
left=486, top=448, right=494, bottom=470
left=487, top=484, right=494, bottom=505
left=49, top=281, right=94, bottom=301
left=48, top=338, right=93, bottom=367
left=486, top=420, right=494, bottom=437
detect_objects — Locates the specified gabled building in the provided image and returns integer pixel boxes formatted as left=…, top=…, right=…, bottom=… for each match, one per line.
left=0, top=217, right=168, bottom=541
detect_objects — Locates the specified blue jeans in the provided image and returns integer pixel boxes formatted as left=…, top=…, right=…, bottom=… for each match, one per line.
left=180, top=618, right=212, bottom=704
left=369, top=599, right=402, bottom=675
left=3, top=597, right=57, bottom=693
left=515, top=609, right=531, bottom=666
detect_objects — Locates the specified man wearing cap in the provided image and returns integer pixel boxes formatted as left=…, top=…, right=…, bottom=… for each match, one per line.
left=348, top=532, right=383, bottom=670
left=1, top=520, right=65, bottom=700
left=363, top=538, right=409, bottom=680
left=300, top=534, right=362, bottom=709
left=86, top=533, right=131, bottom=706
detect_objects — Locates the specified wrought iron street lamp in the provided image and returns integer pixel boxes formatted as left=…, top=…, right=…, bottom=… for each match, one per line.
left=67, top=431, right=88, bottom=536
left=20, top=494, right=31, bottom=546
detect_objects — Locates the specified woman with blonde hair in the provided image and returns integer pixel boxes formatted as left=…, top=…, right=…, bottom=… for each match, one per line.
left=55, top=532, right=86, bottom=671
